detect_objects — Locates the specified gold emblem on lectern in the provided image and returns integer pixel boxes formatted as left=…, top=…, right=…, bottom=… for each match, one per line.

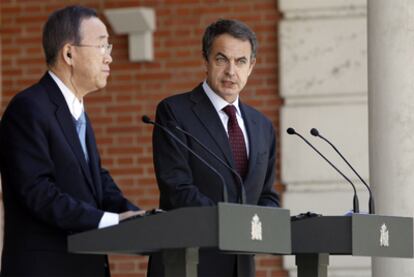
left=251, top=214, right=262, bottom=241
left=380, top=223, right=389, bottom=247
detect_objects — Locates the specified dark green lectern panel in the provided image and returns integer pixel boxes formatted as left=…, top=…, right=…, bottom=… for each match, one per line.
left=352, top=214, right=413, bottom=257
left=218, top=203, right=291, bottom=254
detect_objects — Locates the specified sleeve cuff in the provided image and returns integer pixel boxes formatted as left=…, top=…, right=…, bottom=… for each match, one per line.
left=98, top=212, right=119, bottom=229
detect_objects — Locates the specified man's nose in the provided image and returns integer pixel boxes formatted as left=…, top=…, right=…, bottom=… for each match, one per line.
left=104, top=53, right=113, bottom=64
left=225, top=61, right=236, bottom=76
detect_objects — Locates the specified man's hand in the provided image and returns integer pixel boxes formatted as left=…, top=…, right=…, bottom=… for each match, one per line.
left=119, top=210, right=146, bottom=222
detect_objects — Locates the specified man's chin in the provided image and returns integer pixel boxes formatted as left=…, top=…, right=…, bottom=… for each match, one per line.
left=87, top=83, right=107, bottom=95
left=216, top=89, right=240, bottom=102
left=97, top=81, right=107, bottom=90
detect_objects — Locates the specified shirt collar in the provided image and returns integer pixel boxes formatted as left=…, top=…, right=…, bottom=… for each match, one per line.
left=202, top=80, right=242, bottom=116
left=48, top=70, right=84, bottom=120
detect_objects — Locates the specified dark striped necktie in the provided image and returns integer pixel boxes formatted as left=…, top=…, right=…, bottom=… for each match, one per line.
left=223, top=105, right=248, bottom=178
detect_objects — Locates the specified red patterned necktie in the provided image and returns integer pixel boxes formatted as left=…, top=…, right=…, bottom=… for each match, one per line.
left=223, top=105, right=248, bottom=178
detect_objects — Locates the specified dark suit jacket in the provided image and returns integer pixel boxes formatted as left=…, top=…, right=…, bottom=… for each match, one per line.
left=148, top=84, right=280, bottom=277
left=0, top=73, right=138, bottom=276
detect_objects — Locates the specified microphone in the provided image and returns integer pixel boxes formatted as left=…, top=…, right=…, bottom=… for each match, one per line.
left=310, top=128, right=375, bottom=214
left=286, top=127, right=360, bottom=213
left=142, top=115, right=229, bottom=203
left=174, top=125, right=246, bottom=204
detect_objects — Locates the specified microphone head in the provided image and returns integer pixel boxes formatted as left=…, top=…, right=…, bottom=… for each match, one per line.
left=310, top=128, right=319, bottom=137
left=286, top=127, right=296, bottom=135
left=142, top=115, right=152, bottom=124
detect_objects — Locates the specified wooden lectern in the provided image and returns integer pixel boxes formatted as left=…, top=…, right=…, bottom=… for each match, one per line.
left=292, top=214, right=413, bottom=277
left=69, top=204, right=413, bottom=277
left=68, top=203, right=291, bottom=277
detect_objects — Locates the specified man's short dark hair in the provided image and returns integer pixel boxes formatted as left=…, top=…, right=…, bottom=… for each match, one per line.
left=42, top=5, right=97, bottom=66
left=202, top=19, right=258, bottom=61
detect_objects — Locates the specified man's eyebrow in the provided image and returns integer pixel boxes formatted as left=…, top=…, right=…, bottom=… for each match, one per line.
left=236, top=56, right=248, bottom=61
left=216, top=52, right=228, bottom=58
left=216, top=52, right=248, bottom=61
left=97, top=35, right=109, bottom=40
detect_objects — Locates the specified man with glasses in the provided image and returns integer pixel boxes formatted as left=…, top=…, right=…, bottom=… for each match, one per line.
left=0, top=5, right=143, bottom=276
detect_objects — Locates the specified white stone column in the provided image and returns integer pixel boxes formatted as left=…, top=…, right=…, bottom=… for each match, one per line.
left=0, top=28, right=3, bottom=268
left=280, top=0, right=370, bottom=276
left=368, top=0, right=414, bottom=276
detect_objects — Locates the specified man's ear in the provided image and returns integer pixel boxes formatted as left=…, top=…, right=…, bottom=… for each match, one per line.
left=62, top=44, right=73, bottom=66
left=204, top=57, right=209, bottom=73
left=247, top=57, right=256, bottom=76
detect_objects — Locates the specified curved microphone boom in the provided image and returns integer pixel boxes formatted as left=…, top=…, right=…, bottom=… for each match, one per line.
left=310, top=128, right=375, bottom=214
left=287, top=127, right=360, bottom=213
left=174, top=125, right=246, bottom=204
left=142, top=115, right=229, bottom=203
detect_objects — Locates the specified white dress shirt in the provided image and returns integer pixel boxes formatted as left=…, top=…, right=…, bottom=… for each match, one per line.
left=48, top=71, right=119, bottom=229
left=202, top=80, right=250, bottom=156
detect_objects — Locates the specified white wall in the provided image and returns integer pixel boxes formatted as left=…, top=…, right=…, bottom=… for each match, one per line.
left=279, top=0, right=371, bottom=276
left=0, top=26, right=3, bottom=267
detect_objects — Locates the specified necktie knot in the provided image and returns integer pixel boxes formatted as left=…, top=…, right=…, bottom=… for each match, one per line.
left=223, top=105, right=237, bottom=120
left=75, top=112, right=86, bottom=132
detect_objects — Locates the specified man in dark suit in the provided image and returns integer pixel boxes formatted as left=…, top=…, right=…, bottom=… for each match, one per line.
left=0, top=5, right=144, bottom=276
left=148, top=19, right=280, bottom=277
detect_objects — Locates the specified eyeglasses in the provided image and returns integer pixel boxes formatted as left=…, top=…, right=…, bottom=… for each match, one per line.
left=73, top=43, right=113, bottom=55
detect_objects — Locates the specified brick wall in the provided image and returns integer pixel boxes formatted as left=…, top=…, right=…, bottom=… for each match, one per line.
left=1, top=0, right=285, bottom=276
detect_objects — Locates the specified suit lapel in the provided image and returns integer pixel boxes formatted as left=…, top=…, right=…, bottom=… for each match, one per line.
left=190, top=86, right=236, bottom=168
left=85, top=114, right=103, bottom=206
left=240, top=103, right=258, bottom=182
left=42, top=73, right=97, bottom=197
